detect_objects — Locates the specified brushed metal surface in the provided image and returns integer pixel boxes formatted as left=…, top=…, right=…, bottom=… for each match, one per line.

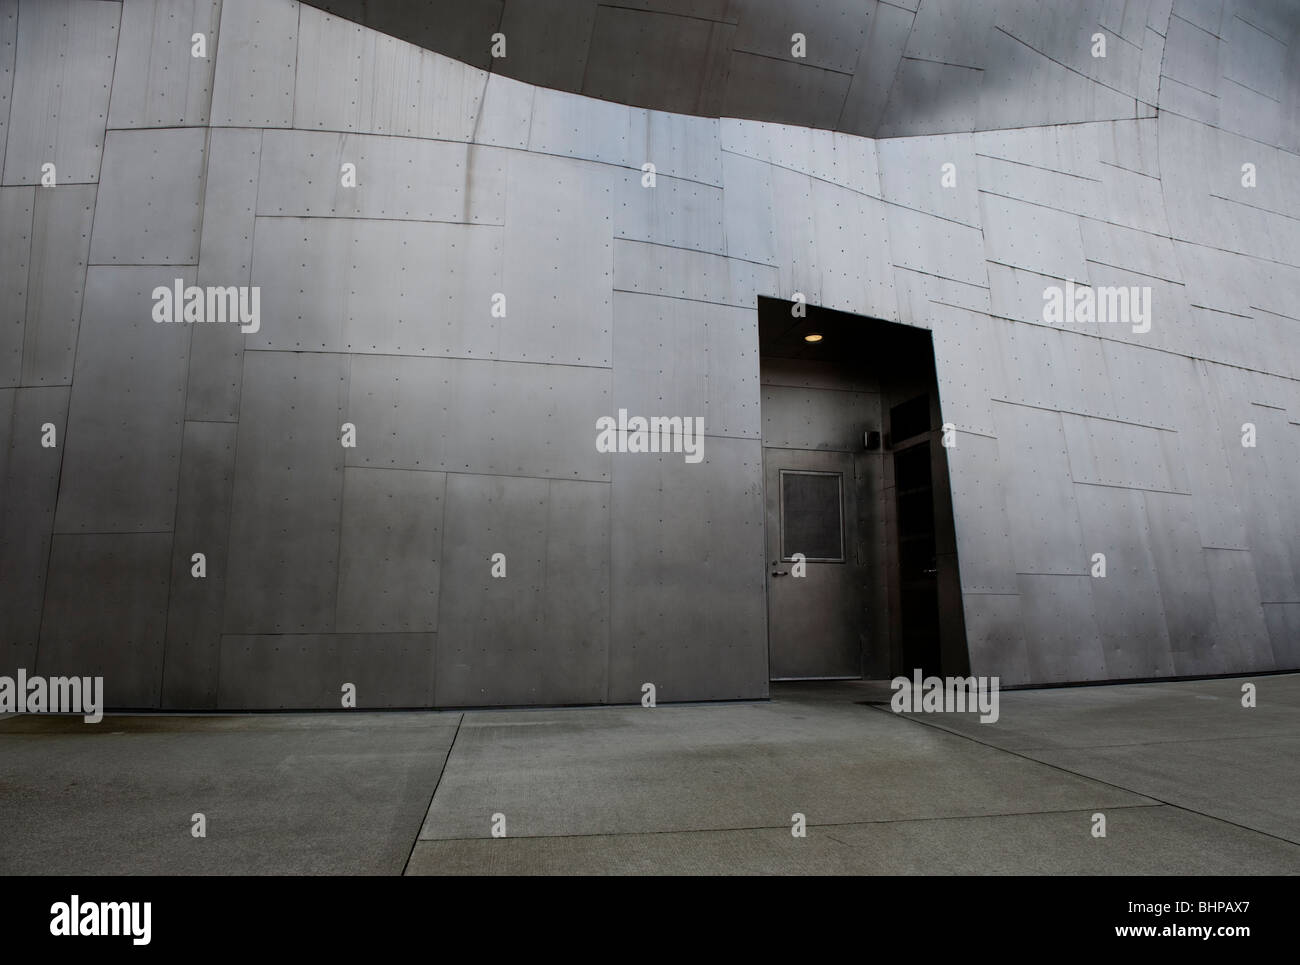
left=0, top=0, right=17, bottom=174
left=218, top=633, right=437, bottom=708
left=344, top=354, right=612, bottom=482
left=0, top=385, right=67, bottom=669
left=108, top=0, right=222, bottom=129
left=2, top=0, right=118, bottom=185
left=223, top=350, right=348, bottom=635
left=0, top=186, right=32, bottom=386
left=435, top=474, right=609, bottom=707
left=209, top=0, right=298, bottom=128
left=1016, top=573, right=1106, bottom=682
left=37, top=533, right=172, bottom=707
left=336, top=467, right=444, bottom=634
left=53, top=267, right=191, bottom=534
left=90, top=128, right=207, bottom=266
left=161, top=420, right=236, bottom=708
left=20, top=185, right=95, bottom=386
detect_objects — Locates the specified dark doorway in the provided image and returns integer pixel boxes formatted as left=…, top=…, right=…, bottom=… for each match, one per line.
left=757, top=296, right=968, bottom=680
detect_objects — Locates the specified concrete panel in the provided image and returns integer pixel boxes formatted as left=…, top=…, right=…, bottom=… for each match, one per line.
left=436, top=474, right=609, bottom=707
left=90, top=128, right=207, bottom=266
left=501, top=152, right=613, bottom=366
left=209, top=0, right=298, bottom=128
left=188, top=127, right=261, bottom=422
left=295, top=5, right=486, bottom=140
left=0, top=385, right=68, bottom=670
left=218, top=634, right=437, bottom=708
left=250, top=216, right=503, bottom=358
left=223, top=351, right=347, bottom=634
left=1016, top=574, right=1106, bottom=682
left=2, top=0, right=118, bottom=185
left=336, top=467, right=444, bottom=634
left=608, top=436, right=767, bottom=702
left=992, top=401, right=1089, bottom=575
left=108, top=0, right=222, bottom=128
left=345, top=354, right=612, bottom=483
left=614, top=240, right=779, bottom=309
left=583, top=4, right=733, bottom=117
left=37, top=533, right=171, bottom=707
left=20, top=185, right=94, bottom=386
left=54, top=267, right=191, bottom=533
left=0, top=186, right=33, bottom=386
left=161, top=420, right=236, bottom=708
left=1073, top=483, right=1174, bottom=678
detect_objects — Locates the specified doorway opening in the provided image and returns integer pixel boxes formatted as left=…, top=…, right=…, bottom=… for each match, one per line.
left=757, top=296, right=969, bottom=681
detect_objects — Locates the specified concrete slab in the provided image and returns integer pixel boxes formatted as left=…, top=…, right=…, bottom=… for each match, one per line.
left=417, top=696, right=1154, bottom=841
left=407, top=805, right=1298, bottom=875
left=0, top=712, right=459, bottom=875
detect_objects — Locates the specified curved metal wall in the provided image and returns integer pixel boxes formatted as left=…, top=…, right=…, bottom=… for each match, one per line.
left=1, top=0, right=1297, bottom=708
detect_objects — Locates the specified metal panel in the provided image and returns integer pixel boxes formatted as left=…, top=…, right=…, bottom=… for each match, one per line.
left=218, top=633, right=437, bottom=708
left=885, top=202, right=987, bottom=288
left=980, top=192, right=1088, bottom=281
left=975, top=153, right=1101, bottom=222
left=1142, top=489, right=1223, bottom=674
left=90, top=128, right=207, bottom=265
left=720, top=151, right=777, bottom=266
left=2, top=0, right=118, bottom=185
left=995, top=317, right=1118, bottom=419
left=612, top=291, right=759, bottom=441
left=761, top=385, right=877, bottom=452
left=1072, top=483, right=1175, bottom=678
left=1015, top=574, right=1106, bottom=682
left=608, top=436, right=767, bottom=702
left=648, top=113, right=723, bottom=189
left=345, top=354, right=612, bottom=482
left=250, top=216, right=503, bottom=359
left=37, top=533, right=171, bottom=707
left=108, top=0, right=222, bottom=128
left=54, top=267, right=191, bottom=533
left=256, top=130, right=506, bottom=224
left=812, top=181, right=895, bottom=318
left=188, top=127, right=261, bottom=422
left=20, top=184, right=94, bottom=386
left=732, top=0, right=871, bottom=73
left=209, top=0, right=298, bottom=128
left=493, top=0, right=595, bottom=92
left=1163, top=12, right=1222, bottom=94
left=0, top=186, right=33, bottom=386
left=293, top=4, right=486, bottom=140
left=336, top=467, right=444, bottom=633
left=365, top=0, right=503, bottom=72
left=960, top=592, right=1030, bottom=685
left=995, top=0, right=1142, bottom=95
left=528, top=87, right=651, bottom=170
left=721, top=51, right=850, bottom=131
left=929, top=305, right=1006, bottom=437
left=769, top=165, right=817, bottom=302
left=436, top=474, right=609, bottom=707
left=877, top=58, right=983, bottom=137
left=877, top=132, right=981, bottom=228
left=974, top=123, right=1100, bottom=180
left=223, top=350, right=347, bottom=634
left=161, top=420, right=236, bottom=708
left=614, top=240, right=778, bottom=307
left=0, top=0, right=16, bottom=173
left=1061, top=413, right=1186, bottom=493
left=893, top=265, right=991, bottom=327
left=837, top=0, right=913, bottom=136
left=944, top=430, right=1019, bottom=595
left=612, top=169, right=725, bottom=256
left=1203, top=547, right=1274, bottom=671
left=583, top=4, right=733, bottom=116
left=501, top=152, right=613, bottom=366
left=1262, top=603, right=1300, bottom=668
left=475, top=72, right=533, bottom=151
left=992, top=400, right=1089, bottom=575
left=0, top=385, right=68, bottom=669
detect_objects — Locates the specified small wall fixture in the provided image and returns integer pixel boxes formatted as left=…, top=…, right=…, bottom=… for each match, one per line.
left=804, top=333, right=823, bottom=342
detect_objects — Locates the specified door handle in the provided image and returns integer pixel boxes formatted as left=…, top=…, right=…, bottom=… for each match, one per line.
left=771, top=569, right=788, bottom=577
